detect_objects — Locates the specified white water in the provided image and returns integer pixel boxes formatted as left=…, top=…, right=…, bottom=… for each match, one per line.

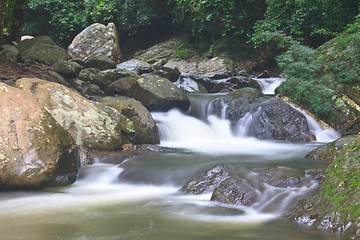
left=153, top=109, right=311, bottom=156
left=252, top=77, right=286, bottom=95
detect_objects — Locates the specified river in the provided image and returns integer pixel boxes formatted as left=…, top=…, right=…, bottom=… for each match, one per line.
left=0, top=81, right=341, bottom=240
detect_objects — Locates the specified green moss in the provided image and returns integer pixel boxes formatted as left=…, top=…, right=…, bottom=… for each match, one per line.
left=320, top=136, right=360, bottom=219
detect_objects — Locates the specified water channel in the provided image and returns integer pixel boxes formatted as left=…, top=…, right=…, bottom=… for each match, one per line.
left=0, top=79, right=342, bottom=240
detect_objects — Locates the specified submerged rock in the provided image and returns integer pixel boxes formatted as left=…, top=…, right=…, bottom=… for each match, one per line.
left=179, top=164, right=232, bottom=194
left=211, top=176, right=259, bottom=206
left=288, top=136, right=360, bottom=239
left=0, top=83, right=79, bottom=189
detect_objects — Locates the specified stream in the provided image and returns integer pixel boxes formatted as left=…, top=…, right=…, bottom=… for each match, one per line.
left=0, top=79, right=341, bottom=240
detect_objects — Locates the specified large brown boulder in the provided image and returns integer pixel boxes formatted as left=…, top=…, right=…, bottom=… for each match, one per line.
left=0, top=83, right=79, bottom=189
left=68, top=23, right=122, bottom=62
left=16, top=78, right=123, bottom=150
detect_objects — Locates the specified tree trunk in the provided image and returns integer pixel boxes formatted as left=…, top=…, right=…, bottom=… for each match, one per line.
left=9, top=0, right=29, bottom=43
left=0, top=0, right=6, bottom=45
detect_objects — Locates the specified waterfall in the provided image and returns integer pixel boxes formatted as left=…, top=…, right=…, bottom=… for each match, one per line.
left=252, top=77, right=286, bottom=95
left=152, top=94, right=340, bottom=154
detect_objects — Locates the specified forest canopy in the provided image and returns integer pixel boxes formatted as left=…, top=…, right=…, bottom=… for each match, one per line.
left=1, top=0, right=359, bottom=48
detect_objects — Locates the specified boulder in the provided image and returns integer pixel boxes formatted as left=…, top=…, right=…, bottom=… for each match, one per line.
left=52, top=60, right=83, bottom=78
left=179, top=164, right=232, bottom=194
left=107, top=75, right=141, bottom=96
left=211, top=176, right=259, bottom=206
left=210, top=76, right=262, bottom=93
left=16, top=78, right=123, bottom=150
left=84, top=56, right=116, bottom=70
left=0, top=83, right=79, bottom=189
left=288, top=136, right=360, bottom=239
left=256, top=167, right=303, bottom=188
left=153, top=65, right=181, bottom=82
left=129, top=76, right=190, bottom=112
left=68, top=23, right=122, bottom=62
left=93, top=68, right=136, bottom=91
left=116, top=59, right=152, bottom=74
left=0, top=45, right=19, bottom=64
left=306, top=135, right=359, bottom=162
left=78, top=68, right=100, bottom=82
left=17, top=36, right=67, bottom=65
left=100, top=96, right=160, bottom=144
left=208, top=88, right=313, bottom=142
left=174, top=77, right=208, bottom=94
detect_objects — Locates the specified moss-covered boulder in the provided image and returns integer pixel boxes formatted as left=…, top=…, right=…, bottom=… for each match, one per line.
left=53, top=60, right=83, bottom=78
left=17, top=36, right=67, bottom=65
left=306, top=135, right=359, bottom=162
left=289, top=136, right=360, bottom=239
left=0, top=83, right=79, bottom=189
left=16, top=78, right=123, bottom=150
left=129, top=76, right=190, bottom=112
left=100, top=96, right=160, bottom=144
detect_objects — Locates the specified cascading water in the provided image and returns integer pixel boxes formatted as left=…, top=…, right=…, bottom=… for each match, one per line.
left=0, top=94, right=340, bottom=240
left=252, top=77, right=286, bottom=95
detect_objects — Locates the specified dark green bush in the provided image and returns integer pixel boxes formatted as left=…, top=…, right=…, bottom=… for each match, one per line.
left=276, top=33, right=360, bottom=123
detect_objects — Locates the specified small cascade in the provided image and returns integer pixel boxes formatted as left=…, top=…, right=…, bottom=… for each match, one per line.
left=252, top=77, right=286, bottom=95
left=288, top=104, right=340, bottom=142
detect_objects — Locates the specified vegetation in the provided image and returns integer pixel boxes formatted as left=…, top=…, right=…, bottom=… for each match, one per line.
left=276, top=32, right=360, bottom=124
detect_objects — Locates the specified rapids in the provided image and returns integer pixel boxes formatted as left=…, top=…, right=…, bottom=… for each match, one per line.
left=0, top=93, right=340, bottom=240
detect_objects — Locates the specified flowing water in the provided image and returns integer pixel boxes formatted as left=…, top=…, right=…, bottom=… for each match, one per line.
left=0, top=93, right=341, bottom=240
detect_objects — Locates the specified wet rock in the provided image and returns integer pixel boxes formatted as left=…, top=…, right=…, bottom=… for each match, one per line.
left=89, top=151, right=137, bottom=165
left=211, top=176, right=259, bottom=206
left=306, top=135, right=359, bottom=162
left=116, top=59, right=152, bottom=74
left=153, top=65, right=181, bottom=82
left=128, top=76, right=190, bottom=112
left=257, top=70, right=271, bottom=78
left=174, top=77, right=208, bottom=94
left=16, top=78, right=123, bottom=150
left=256, top=167, right=303, bottom=188
left=68, top=23, right=122, bottom=62
left=179, top=164, right=232, bottom=194
left=209, top=89, right=313, bottom=142
left=17, top=36, right=67, bottom=65
left=0, top=83, right=79, bottom=190
left=100, top=96, right=160, bottom=144
left=53, top=60, right=83, bottom=78
left=288, top=136, right=360, bottom=239
left=210, top=76, right=261, bottom=93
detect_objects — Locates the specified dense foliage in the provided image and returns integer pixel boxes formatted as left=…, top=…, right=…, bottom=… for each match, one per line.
left=24, top=0, right=169, bottom=46
left=169, top=0, right=265, bottom=39
left=276, top=33, right=360, bottom=124
left=251, top=0, right=359, bottom=49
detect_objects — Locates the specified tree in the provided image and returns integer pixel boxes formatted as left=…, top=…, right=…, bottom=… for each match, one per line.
left=252, top=0, right=360, bottom=48
left=0, top=0, right=29, bottom=44
left=169, top=0, right=266, bottom=39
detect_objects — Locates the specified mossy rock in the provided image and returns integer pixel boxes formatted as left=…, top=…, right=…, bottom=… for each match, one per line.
left=290, top=136, right=360, bottom=239
left=306, top=135, right=359, bottom=162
